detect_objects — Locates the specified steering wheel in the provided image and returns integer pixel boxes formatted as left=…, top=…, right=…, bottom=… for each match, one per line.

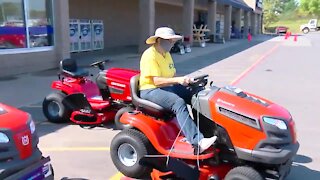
left=89, top=59, right=109, bottom=70
left=186, top=74, right=208, bottom=94
left=189, top=74, right=208, bottom=87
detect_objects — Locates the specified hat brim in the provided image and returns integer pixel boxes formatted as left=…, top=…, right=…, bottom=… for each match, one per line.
left=146, top=34, right=183, bottom=44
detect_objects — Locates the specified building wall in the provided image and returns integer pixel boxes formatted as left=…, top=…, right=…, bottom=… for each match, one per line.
left=69, top=0, right=139, bottom=48
left=216, top=4, right=227, bottom=14
left=0, top=0, right=260, bottom=77
left=155, top=2, right=226, bottom=34
left=156, top=0, right=183, bottom=7
left=0, top=50, right=57, bottom=77
left=155, top=3, right=184, bottom=33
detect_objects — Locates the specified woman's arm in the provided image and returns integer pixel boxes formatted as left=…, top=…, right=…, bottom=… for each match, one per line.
left=152, top=76, right=191, bottom=87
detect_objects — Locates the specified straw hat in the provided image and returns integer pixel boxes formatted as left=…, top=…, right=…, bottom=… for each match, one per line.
left=146, top=27, right=183, bottom=44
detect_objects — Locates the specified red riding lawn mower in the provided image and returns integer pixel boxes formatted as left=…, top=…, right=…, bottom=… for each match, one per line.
left=0, top=102, right=53, bottom=180
left=42, top=58, right=138, bottom=129
left=110, top=74, right=299, bottom=180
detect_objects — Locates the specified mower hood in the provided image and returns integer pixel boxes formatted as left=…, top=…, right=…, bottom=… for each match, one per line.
left=0, top=103, right=29, bottom=130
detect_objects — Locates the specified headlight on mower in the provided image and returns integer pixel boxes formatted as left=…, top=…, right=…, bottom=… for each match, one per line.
left=29, top=120, right=36, bottom=134
left=0, top=132, right=9, bottom=143
left=27, top=114, right=36, bottom=134
left=263, top=117, right=287, bottom=130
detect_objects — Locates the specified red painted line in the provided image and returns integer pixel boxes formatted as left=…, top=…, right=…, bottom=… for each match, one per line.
left=230, top=43, right=280, bottom=86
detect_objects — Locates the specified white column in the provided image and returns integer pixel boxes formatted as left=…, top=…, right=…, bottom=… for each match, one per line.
left=183, top=0, right=195, bottom=43
left=54, top=0, right=70, bottom=61
left=139, top=0, right=155, bottom=52
left=235, top=8, right=242, bottom=33
left=244, top=11, right=249, bottom=36
left=251, top=12, right=257, bottom=35
left=224, top=5, right=232, bottom=41
left=258, top=14, right=262, bottom=34
left=208, top=0, right=217, bottom=37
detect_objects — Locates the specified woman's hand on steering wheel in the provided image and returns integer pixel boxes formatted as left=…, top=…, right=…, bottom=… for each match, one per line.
left=177, top=74, right=208, bottom=87
left=189, top=74, right=208, bottom=87
left=177, top=76, right=193, bottom=86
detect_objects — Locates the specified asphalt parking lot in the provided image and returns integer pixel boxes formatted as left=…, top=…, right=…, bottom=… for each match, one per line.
left=1, top=33, right=320, bottom=179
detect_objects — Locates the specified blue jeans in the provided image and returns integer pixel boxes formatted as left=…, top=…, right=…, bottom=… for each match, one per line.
left=140, top=84, right=204, bottom=145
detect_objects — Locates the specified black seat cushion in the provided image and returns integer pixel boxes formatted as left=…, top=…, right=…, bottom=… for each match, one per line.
left=130, top=74, right=172, bottom=118
left=60, top=58, right=89, bottom=78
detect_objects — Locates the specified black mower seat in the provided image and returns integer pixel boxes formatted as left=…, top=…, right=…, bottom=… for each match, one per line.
left=60, top=58, right=89, bottom=78
left=130, top=74, right=172, bottom=118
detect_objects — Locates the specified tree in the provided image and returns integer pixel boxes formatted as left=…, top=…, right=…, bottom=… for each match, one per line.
left=283, top=0, right=299, bottom=12
left=2, top=2, right=22, bottom=18
left=263, top=0, right=284, bottom=27
left=280, top=0, right=299, bottom=19
left=300, top=0, right=320, bottom=17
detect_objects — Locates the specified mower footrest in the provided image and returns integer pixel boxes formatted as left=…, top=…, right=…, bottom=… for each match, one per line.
left=163, top=136, right=215, bottom=160
left=71, top=112, right=97, bottom=123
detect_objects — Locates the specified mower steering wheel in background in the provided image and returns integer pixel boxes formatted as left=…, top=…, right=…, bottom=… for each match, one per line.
left=90, top=59, right=109, bottom=71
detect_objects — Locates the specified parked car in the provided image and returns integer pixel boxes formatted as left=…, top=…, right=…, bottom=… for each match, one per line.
left=275, top=26, right=288, bottom=35
left=0, top=27, right=26, bottom=48
left=300, top=19, right=320, bottom=34
left=0, top=25, right=52, bottom=49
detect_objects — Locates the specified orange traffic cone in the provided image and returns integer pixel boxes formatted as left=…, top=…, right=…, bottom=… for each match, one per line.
left=247, top=33, right=252, bottom=42
left=284, top=32, right=289, bottom=40
left=294, top=34, right=298, bottom=42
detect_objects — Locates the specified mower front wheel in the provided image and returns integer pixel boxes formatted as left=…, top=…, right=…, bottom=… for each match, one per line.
left=225, top=166, right=263, bottom=180
left=42, top=92, right=70, bottom=123
left=110, top=129, right=153, bottom=179
left=114, top=106, right=134, bottom=130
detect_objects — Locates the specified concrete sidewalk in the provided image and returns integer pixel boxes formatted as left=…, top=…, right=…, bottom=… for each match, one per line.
left=0, top=35, right=275, bottom=108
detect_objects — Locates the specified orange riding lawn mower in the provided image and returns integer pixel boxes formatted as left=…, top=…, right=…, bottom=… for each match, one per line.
left=109, top=74, right=299, bottom=180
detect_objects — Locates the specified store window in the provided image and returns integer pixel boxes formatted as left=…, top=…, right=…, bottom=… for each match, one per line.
left=27, top=0, right=53, bottom=47
left=0, top=0, right=26, bottom=49
left=0, top=0, right=53, bottom=50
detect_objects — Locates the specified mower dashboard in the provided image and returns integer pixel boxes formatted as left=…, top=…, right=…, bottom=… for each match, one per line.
left=223, top=86, right=269, bottom=107
left=223, top=86, right=247, bottom=98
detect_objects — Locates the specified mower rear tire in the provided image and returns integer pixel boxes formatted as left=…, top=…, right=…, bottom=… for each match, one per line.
left=114, top=107, right=134, bottom=130
left=42, top=92, right=70, bottom=123
left=225, top=166, right=263, bottom=180
left=110, top=129, right=153, bottom=179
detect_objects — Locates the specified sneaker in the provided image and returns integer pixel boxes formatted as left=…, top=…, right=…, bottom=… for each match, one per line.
left=199, top=136, right=217, bottom=153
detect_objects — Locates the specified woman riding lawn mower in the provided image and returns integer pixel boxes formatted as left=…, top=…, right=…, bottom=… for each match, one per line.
left=110, top=74, right=299, bottom=180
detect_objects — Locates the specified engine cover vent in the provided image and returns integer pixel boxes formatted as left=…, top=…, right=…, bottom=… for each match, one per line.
left=218, top=107, right=260, bottom=129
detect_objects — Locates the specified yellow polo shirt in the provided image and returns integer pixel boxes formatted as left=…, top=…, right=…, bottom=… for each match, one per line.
left=139, top=45, right=176, bottom=90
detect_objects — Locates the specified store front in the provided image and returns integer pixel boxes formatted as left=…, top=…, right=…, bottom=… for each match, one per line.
left=0, top=0, right=54, bottom=49
left=0, top=0, right=69, bottom=77
left=0, top=0, right=262, bottom=77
